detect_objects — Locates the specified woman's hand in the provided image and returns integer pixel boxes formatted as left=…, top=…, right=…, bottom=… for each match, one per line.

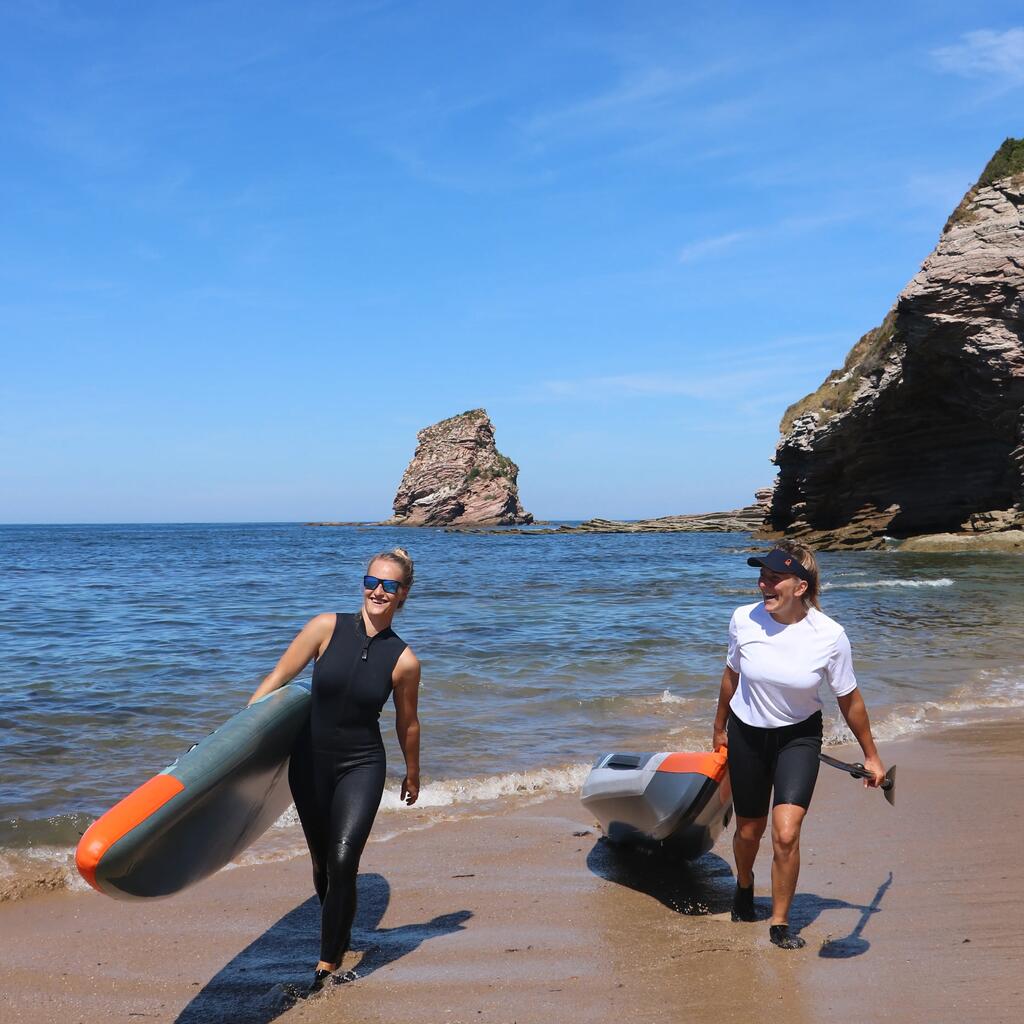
left=860, top=753, right=886, bottom=788
left=713, top=667, right=738, bottom=753
left=401, top=774, right=420, bottom=805
left=837, top=690, right=885, bottom=787
left=713, top=725, right=728, bottom=753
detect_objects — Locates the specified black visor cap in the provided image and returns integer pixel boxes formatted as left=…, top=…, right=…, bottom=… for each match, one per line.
left=747, top=549, right=813, bottom=582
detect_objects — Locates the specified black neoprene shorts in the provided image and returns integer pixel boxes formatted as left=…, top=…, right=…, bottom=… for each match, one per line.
left=726, top=710, right=823, bottom=818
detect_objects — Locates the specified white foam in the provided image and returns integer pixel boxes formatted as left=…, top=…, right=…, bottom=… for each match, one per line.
left=823, top=578, right=953, bottom=590
left=377, top=763, right=591, bottom=811
left=253, top=762, right=594, bottom=848
left=823, top=667, right=1024, bottom=746
left=659, top=689, right=689, bottom=705
left=0, top=846, right=89, bottom=902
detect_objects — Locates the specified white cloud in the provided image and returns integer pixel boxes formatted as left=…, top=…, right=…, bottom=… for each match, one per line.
left=677, top=231, right=748, bottom=263
left=676, top=210, right=858, bottom=266
left=538, top=368, right=768, bottom=401
left=518, top=62, right=737, bottom=145
left=932, top=28, right=1024, bottom=86
left=526, top=331, right=857, bottom=406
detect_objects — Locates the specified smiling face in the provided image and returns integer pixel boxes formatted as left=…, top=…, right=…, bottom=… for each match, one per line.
left=363, top=557, right=407, bottom=618
left=758, top=567, right=809, bottom=623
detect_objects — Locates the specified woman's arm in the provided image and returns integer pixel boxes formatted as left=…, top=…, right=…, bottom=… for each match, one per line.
left=247, top=614, right=335, bottom=706
left=393, top=647, right=421, bottom=805
left=836, top=688, right=886, bottom=786
left=713, top=666, right=739, bottom=751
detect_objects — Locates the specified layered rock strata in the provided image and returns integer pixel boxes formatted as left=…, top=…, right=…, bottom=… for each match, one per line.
left=537, top=490, right=771, bottom=535
left=475, top=489, right=773, bottom=535
left=759, top=138, right=1024, bottom=550
left=389, top=409, right=533, bottom=526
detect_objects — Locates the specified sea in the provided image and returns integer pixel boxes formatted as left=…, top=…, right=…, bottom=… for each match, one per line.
left=2, top=522, right=1023, bottom=899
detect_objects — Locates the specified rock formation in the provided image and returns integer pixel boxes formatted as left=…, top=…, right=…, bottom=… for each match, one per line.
left=389, top=409, right=533, bottom=526
left=511, top=489, right=773, bottom=535
left=758, top=137, right=1024, bottom=550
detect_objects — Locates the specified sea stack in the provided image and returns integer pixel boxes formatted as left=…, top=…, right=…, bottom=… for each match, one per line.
left=758, top=137, right=1024, bottom=550
left=389, top=409, right=533, bottom=526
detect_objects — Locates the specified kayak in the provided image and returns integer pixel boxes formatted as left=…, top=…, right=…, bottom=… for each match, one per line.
left=76, top=680, right=311, bottom=900
left=580, top=750, right=732, bottom=859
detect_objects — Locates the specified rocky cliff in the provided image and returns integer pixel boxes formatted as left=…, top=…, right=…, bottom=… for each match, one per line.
left=389, top=409, right=533, bottom=526
left=759, top=137, right=1024, bottom=550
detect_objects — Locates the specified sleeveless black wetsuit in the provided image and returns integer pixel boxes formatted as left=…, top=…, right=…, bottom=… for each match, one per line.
left=288, top=612, right=407, bottom=965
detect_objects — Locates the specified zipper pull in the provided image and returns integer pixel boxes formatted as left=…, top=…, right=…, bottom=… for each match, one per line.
left=361, top=647, right=368, bottom=661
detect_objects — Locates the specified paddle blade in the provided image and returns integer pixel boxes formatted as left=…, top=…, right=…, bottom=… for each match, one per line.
left=882, top=765, right=896, bottom=807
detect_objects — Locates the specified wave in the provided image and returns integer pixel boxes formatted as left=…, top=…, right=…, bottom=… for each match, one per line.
left=0, top=846, right=90, bottom=903
left=658, top=689, right=689, bottom=706
left=823, top=578, right=953, bottom=590
left=823, top=667, right=1024, bottom=746
left=253, top=761, right=593, bottom=823
left=377, top=762, right=591, bottom=811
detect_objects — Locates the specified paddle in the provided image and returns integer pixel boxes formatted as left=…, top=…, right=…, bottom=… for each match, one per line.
left=818, top=753, right=896, bottom=806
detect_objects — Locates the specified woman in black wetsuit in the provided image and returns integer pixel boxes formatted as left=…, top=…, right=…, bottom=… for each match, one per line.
left=248, top=547, right=421, bottom=993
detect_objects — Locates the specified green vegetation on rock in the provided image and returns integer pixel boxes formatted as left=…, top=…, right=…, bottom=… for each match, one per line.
left=463, top=453, right=517, bottom=486
left=780, top=308, right=897, bottom=433
left=944, top=136, right=1024, bottom=232
left=977, top=136, right=1024, bottom=186
left=434, top=408, right=487, bottom=431
left=492, top=453, right=514, bottom=478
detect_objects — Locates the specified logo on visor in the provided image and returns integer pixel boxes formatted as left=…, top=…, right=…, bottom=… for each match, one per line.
left=784, top=558, right=793, bottom=566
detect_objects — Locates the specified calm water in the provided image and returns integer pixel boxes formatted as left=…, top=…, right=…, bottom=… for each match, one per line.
left=2, top=523, right=1023, bottom=893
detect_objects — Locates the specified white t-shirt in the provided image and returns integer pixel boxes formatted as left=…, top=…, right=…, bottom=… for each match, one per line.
left=726, top=602, right=858, bottom=728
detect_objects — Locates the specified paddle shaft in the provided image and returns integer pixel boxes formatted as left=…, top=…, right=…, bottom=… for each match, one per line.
left=819, top=752, right=894, bottom=792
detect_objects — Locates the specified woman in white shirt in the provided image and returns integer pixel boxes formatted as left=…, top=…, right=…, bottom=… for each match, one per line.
left=712, top=541, right=885, bottom=949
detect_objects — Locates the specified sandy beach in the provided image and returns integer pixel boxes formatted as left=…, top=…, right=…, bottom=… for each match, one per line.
left=3, top=718, right=1022, bottom=1024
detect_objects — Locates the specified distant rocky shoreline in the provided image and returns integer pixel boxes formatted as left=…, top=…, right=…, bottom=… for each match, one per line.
left=484, top=494, right=770, bottom=535
left=302, top=516, right=1024, bottom=553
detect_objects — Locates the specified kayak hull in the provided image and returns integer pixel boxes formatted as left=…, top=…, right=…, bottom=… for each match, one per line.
left=75, top=681, right=311, bottom=900
left=580, top=751, right=732, bottom=859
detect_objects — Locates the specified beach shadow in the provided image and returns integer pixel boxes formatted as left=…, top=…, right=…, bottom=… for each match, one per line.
left=587, top=838, right=892, bottom=959
left=810, top=871, right=893, bottom=958
left=175, top=872, right=471, bottom=1023
left=586, top=837, right=736, bottom=915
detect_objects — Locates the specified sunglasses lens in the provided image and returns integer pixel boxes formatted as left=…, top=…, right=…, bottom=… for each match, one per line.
left=363, top=576, right=401, bottom=594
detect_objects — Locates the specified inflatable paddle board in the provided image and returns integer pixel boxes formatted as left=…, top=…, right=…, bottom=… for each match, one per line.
left=76, top=680, right=311, bottom=900
left=580, top=750, right=732, bottom=859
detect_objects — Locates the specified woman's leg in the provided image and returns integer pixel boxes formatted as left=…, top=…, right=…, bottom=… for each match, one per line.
left=288, top=723, right=329, bottom=903
left=318, top=758, right=387, bottom=969
left=733, top=815, right=768, bottom=888
left=726, top=713, right=773, bottom=920
left=769, top=802, right=807, bottom=925
left=767, top=714, right=822, bottom=947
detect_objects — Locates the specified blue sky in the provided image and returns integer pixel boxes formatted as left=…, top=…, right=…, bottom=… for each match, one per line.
left=3, top=2, right=1023, bottom=523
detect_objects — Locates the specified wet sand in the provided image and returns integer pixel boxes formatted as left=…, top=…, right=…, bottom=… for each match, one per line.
left=3, top=720, right=1022, bottom=1024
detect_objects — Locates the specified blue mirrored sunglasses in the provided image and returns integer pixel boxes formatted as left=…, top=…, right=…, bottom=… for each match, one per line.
left=363, top=575, right=402, bottom=594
